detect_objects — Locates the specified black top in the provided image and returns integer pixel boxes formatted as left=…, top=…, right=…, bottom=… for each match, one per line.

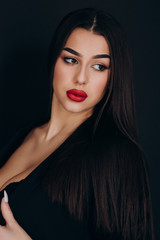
left=0, top=118, right=95, bottom=240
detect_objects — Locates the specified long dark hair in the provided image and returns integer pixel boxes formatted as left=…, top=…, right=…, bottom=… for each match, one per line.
left=44, top=8, right=154, bottom=239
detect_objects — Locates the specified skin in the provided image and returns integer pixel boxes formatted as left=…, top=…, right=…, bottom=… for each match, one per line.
left=0, top=28, right=110, bottom=238
left=48, top=27, right=110, bottom=139
left=0, top=197, right=32, bottom=240
left=53, top=27, right=110, bottom=114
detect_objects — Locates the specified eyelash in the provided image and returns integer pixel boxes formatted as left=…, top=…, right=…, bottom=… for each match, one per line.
left=93, top=64, right=108, bottom=71
left=63, top=57, right=109, bottom=72
left=63, top=57, right=78, bottom=64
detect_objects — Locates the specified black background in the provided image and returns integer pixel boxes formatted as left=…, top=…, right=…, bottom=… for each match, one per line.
left=0, top=0, right=159, bottom=238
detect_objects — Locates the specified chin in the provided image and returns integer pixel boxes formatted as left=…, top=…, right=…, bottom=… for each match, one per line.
left=63, top=102, right=94, bottom=115
left=64, top=105, right=86, bottom=114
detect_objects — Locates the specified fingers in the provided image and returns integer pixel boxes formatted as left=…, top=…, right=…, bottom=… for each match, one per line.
left=1, top=191, right=16, bottom=227
left=0, top=191, right=33, bottom=239
left=4, top=191, right=8, bottom=203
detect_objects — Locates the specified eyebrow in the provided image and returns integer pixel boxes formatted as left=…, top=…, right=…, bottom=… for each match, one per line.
left=63, top=47, right=111, bottom=59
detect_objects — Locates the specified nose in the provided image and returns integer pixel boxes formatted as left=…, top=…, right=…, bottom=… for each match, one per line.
left=74, top=65, right=88, bottom=85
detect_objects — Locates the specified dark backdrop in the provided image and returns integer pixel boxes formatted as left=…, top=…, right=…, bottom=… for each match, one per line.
left=0, top=0, right=159, bottom=239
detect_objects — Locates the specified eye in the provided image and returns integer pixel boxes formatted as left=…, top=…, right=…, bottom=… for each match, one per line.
left=63, top=57, right=78, bottom=64
left=92, top=64, right=108, bottom=71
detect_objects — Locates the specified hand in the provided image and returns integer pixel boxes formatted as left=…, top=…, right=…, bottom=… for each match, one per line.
left=0, top=190, right=32, bottom=240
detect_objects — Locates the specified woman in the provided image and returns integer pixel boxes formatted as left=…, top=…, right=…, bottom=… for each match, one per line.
left=0, top=8, right=154, bottom=240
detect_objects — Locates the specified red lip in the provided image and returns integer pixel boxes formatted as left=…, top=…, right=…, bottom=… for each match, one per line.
left=66, top=89, right=88, bottom=102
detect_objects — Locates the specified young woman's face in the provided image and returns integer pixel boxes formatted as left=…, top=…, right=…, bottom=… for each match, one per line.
left=52, top=28, right=111, bottom=116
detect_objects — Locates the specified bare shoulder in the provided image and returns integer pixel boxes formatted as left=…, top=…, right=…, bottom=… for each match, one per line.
left=0, top=124, right=48, bottom=189
left=1, top=123, right=47, bottom=170
left=0, top=127, right=36, bottom=171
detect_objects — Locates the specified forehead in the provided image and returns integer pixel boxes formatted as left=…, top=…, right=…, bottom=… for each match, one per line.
left=64, top=28, right=110, bottom=56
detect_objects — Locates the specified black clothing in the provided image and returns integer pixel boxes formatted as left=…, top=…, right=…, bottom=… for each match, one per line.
left=0, top=116, right=148, bottom=240
left=0, top=118, right=94, bottom=240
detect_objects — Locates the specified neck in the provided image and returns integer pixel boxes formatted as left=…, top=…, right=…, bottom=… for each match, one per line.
left=43, top=95, right=92, bottom=141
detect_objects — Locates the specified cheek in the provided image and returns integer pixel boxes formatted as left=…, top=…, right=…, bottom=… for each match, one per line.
left=53, top=61, right=71, bottom=88
left=53, top=65, right=64, bottom=87
left=92, top=74, right=109, bottom=99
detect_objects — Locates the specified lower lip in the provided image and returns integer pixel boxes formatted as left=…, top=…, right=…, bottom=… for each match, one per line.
left=66, top=92, right=87, bottom=102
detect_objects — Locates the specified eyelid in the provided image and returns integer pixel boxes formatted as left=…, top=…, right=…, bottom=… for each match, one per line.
left=92, top=64, right=109, bottom=71
left=63, top=57, right=78, bottom=64
left=62, top=56, right=110, bottom=70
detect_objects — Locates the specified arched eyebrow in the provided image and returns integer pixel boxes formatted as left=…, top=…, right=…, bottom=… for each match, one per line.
left=93, top=54, right=111, bottom=59
left=63, top=47, right=111, bottom=59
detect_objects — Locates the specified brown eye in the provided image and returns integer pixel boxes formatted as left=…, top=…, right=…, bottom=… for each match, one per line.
left=64, top=57, right=78, bottom=64
left=93, top=64, right=108, bottom=71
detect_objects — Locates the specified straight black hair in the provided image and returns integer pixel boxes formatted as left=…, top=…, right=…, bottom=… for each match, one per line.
left=43, top=8, right=154, bottom=240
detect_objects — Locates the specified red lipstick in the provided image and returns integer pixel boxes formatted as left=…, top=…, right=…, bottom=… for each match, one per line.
left=66, top=89, right=88, bottom=102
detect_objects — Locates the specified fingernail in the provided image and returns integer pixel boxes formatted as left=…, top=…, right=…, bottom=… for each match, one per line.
left=4, top=190, right=8, bottom=203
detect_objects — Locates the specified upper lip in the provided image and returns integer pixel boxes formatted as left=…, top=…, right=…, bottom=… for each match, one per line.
left=67, top=89, right=88, bottom=97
